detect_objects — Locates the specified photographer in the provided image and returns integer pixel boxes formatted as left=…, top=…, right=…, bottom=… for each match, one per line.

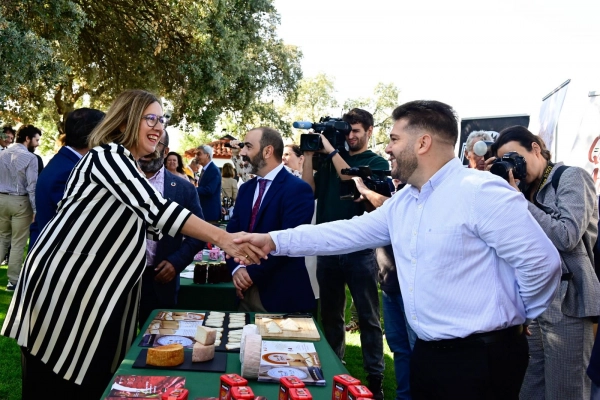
left=464, top=130, right=494, bottom=170
left=301, top=108, right=388, bottom=398
left=491, top=126, right=600, bottom=399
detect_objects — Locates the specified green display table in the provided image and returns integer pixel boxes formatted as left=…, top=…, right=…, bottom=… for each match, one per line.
left=178, top=277, right=237, bottom=311
left=101, top=309, right=347, bottom=399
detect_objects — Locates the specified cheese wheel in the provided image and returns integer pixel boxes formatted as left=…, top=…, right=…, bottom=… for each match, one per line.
left=240, top=334, right=262, bottom=379
left=239, top=324, right=259, bottom=362
left=146, top=344, right=184, bottom=367
left=195, top=325, right=217, bottom=345
left=192, top=342, right=215, bottom=362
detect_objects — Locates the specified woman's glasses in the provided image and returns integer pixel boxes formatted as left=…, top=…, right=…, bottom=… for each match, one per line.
left=141, top=114, right=169, bottom=128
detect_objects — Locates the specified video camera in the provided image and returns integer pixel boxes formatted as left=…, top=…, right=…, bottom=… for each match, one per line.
left=339, top=166, right=392, bottom=200
left=223, top=141, right=244, bottom=149
left=294, top=117, right=351, bottom=153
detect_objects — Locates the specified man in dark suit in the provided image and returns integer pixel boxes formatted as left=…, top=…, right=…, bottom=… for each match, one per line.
left=31, top=108, right=105, bottom=247
left=226, top=127, right=315, bottom=313
left=137, top=130, right=205, bottom=327
left=195, top=144, right=222, bottom=222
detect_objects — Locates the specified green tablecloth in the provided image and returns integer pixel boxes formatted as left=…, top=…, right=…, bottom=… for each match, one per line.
left=178, top=277, right=237, bottom=311
left=101, top=309, right=347, bottom=399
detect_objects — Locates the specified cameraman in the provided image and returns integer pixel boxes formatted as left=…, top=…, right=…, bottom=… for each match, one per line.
left=353, top=168, right=417, bottom=400
left=491, top=126, right=600, bottom=399
left=301, top=108, right=388, bottom=398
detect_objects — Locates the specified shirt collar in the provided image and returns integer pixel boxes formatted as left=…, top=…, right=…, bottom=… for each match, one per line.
left=260, top=163, right=284, bottom=181
left=203, top=160, right=213, bottom=170
left=408, top=157, right=462, bottom=198
left=65, top=146, right=83, bottom=159
left=148, top=166, right=165, bottom=182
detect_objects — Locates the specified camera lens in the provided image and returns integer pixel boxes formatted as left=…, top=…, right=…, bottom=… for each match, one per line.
left=489, top=162, right=512, bottom=181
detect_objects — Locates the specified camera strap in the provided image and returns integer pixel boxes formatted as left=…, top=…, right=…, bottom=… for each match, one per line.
left=531, top=162, right=555, bottom=206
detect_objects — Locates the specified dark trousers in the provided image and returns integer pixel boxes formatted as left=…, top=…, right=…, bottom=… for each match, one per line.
left=138, top=268, right=178, bottom=329
left=410, top=328, right=529, bottom=399
left=316, top=249, right=384, bottom=378
left=21, top=348, right=113, bottom=400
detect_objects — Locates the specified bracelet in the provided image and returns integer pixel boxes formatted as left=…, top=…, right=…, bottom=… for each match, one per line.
left=326, top=149, right=339, bottom=160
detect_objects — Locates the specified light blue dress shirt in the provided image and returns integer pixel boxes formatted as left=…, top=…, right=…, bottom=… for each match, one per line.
left=271, top=158, right=561, bottom=341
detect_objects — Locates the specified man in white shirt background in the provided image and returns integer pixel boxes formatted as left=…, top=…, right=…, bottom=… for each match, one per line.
left=234, top=100, right=562, bottom=399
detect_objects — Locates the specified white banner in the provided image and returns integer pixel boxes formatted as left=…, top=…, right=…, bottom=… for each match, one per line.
left=568, top=92, right=600, bottom=193
left=538, top=80, right=570, bottom=158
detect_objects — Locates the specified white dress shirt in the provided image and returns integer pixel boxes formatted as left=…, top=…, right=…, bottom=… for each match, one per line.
left=271, top=158, right=561, bottom=341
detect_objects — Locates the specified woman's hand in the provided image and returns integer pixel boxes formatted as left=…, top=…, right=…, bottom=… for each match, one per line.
left=220, top=232, right=267, bottom=265
left=507, top=169, right=521, bottom=192
left=484, top=156, right=496, bottom=172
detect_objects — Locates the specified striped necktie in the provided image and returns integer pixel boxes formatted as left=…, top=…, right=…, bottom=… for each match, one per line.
left=248, top=179, right=268, bottom=232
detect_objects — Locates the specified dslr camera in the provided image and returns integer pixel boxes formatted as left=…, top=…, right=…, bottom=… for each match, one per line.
left=339, top=166, right=392, bottom=200
left=294, top=117, right=351, bottom=153
left=490, top=152, right=527, bottom=181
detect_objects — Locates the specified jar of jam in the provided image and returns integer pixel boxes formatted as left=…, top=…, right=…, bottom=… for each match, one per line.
left=193, top=262, right=207, bottom=284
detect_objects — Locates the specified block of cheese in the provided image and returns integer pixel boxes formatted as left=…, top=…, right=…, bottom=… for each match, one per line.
left=240, top=334, right=262, bottom=379
left=146, top=344, right=184, bottom=367
left=192, top=342, right=215, bottom=362
left=280, top=318, right=300, bottom=331
left=195, top=325, right=217, bottom=345
left=266, top=321, right=282, bottom=334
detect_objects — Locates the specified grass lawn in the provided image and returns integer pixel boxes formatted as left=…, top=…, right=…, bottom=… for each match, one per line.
left=0, top=264, right=398, bottom=400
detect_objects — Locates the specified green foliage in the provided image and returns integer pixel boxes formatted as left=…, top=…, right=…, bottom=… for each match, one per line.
left=344, top=82, right=400, bottom=147
left=1, top=0, right=302, bottom=152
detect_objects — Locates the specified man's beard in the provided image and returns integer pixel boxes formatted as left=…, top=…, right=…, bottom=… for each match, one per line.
left=348, top=135, right=368, bottom=152
left=243, top=152, right=266, bottom=175
left=28, top=144, right=35, bottom=152
left=391, top=147, right=418, bottom=183
left=139, top=149, right=165, bottom=174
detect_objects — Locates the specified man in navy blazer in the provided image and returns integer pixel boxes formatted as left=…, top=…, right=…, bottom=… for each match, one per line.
left=195, top=144, right=222, bottom=222
left=138, top=131, right=205, bottom=327
left=32, top=108, right=105, bottom=247
left=226, top=127, right=315, bottom=313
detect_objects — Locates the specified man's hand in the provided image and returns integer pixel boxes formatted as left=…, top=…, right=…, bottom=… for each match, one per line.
left=220, top=232, right=267, bottom=265
left=236, top=288, right=245, bottom=300
left=154, top=260, right=176, bottom=284
left=319, top=134, right=335, bottom=154
left=351, top=177, right=370, bottom=201
left=233, top=267, right=253, bottom=291
left=232, top=233, right=276, bottom=264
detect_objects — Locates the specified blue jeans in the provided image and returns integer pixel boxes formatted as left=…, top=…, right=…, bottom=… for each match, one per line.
left=383, top=290, right=416, bottom=400
left=317, top=250, right=385, bottom=378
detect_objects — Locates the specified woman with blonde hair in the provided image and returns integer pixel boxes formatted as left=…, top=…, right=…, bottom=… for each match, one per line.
left=1, top=89, right=264, bottom=399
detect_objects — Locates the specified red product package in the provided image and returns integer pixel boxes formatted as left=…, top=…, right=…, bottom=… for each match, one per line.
left=289, top=387, right=312, bottom=400
left=332, top=374, right=361, bottom=400
left=219, top=374, right=248, bottom=400
left=347, top=385, right=373, bottom=400
left=230, top=386, right=254, bottom=399
left=279, top=376, right=306, bottom=400
left=161, top=387, right=189, bottom=400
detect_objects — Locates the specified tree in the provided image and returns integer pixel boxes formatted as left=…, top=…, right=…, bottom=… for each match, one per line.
left=0, top=0, right=302, bottom=150
left=344, top=82, right=399, bottom=148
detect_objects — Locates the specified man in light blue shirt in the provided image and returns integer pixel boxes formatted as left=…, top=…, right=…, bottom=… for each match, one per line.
left=234, top=100, right=561, bottom=399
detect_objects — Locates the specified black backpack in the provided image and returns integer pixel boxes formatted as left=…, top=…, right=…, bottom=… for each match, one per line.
left=551, top=166, right=600, bottom=282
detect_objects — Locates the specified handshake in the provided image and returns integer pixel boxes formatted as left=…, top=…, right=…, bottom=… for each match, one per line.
left=225, top=232, right=276, bottom=266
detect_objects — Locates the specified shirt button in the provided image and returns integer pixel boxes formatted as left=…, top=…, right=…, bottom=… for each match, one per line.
left=412, top=316, right=417, bottom=320
left=418, top=204, right=423, bottom=209
left=411, top=259, right=416, bottom=265
left=409, top=287, right=413, bottom=292
left=412, top=230, right=417, bottom=236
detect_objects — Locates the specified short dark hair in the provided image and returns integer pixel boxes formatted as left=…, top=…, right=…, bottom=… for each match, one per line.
left=392, top=100, right=459, bottom=145
left=16, top=125, right=42, bottom=144
left=342, top=108, right=374, bottom=132
left=492, top=125, right=551, bottom=161
left=257, top=127, right=284, bottom=162
left=163, top=130, right=170, bottom=148
left=2, top=125, right=16, bottom=135
left=64, top=108, right=105, bottom=149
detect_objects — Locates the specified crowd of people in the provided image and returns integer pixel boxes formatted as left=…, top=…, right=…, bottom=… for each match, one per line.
left=1, top=89, right=600, bottom=400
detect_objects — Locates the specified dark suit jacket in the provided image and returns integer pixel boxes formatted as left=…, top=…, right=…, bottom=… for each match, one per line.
left=139, top=169, right=205, bottom=326
left=197, top=161, right=222, bottom=221
left=226, top=168, right=315, bottom=312
left=31, top=146, right=79, bottom=246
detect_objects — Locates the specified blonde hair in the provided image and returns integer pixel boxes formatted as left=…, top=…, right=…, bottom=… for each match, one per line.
left=87, top=90, right=160, bottom=150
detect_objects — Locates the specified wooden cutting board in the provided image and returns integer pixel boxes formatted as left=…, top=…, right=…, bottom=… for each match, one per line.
left=254, top=315, right=321, bottom=341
